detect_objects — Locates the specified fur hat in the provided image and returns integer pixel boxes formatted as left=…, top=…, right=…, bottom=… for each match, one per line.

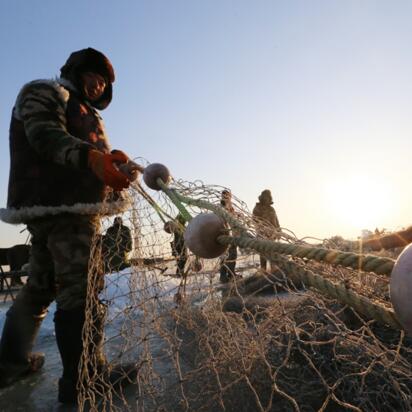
left=221, top=189, right=232, bottom=199
left=60, top=48, right=115, bottom=110
left=258, top=189, right=273, bottom=204
left=113, top=216, right=123, bottom=225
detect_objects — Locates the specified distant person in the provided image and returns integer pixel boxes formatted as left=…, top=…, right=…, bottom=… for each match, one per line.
left=0, top=48, right=140, bottom=403
left=219, top=190, right=239, bottom=283
left=252, top=189, right=280, bottom=271
left=164, top=214, right=188, bottom=277
left=102, top=216, right=133, bottom=272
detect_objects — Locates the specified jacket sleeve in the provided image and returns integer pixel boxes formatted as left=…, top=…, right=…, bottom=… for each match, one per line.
left=271, top=209, right=280, bottom=229
left=14, top=80, right=92, bottom=169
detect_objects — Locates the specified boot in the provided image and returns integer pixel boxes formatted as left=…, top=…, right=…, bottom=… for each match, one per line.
left=54, top=306, right=89, bottom=404
left=55, top=305, right=138, bottom=404
left=0, top=306, right=47, bottom=387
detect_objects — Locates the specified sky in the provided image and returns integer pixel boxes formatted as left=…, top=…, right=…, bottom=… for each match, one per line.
left=1, top=0, right=412, bottom=247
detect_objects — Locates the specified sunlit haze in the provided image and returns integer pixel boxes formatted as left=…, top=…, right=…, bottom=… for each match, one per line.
left=323, top=175, right=396, bottom=234
left=1, top=0, right=412, bottom=247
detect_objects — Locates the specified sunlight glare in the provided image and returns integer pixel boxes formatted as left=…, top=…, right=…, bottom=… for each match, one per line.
left=324, top=176, right=394, bottom=232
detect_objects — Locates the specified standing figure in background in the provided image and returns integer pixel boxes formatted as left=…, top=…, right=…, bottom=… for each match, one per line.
left=165, top=214, right=188, bottom=277
left=102, top=216, right=133, bottom=272
left=0, top=48, right=139, bottom=403
left=219, top=190, right=239, bottom=283
left=252, top=189, right=280, bottom=271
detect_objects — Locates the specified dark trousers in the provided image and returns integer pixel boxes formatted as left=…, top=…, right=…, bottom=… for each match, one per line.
left=0, top=214, right=100, bottom=377
left=219, top=244, right=237, bottom=282
left=172, top=243, right=188, bottom=276
left=176, top=249, right=188, bottom=276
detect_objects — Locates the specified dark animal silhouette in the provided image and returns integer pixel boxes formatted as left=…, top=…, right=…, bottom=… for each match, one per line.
left=0, top=245, right=30, bottom=270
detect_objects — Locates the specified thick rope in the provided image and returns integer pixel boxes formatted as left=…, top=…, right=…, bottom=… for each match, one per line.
left=219, top=235, right=395, bottom=276
left=216, top=234, right=400, bottom=329
left=273, top=254, right=401, bottom=329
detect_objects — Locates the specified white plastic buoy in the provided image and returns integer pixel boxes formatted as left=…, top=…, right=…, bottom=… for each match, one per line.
left=143, top=163, right=171, bottom=190
left=184, top=213, right=228, bottom=259
left=390, top=243, right=412, bottom=335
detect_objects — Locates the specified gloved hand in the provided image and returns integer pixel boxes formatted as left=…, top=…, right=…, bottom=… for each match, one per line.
left=88, top=149, right=130, bottom=191
left=111, top=150, right=145, bottom=181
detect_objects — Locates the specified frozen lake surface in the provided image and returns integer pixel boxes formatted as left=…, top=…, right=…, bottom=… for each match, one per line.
left=0, top=260, right=258, bottom=412
left=0, top=266, right=220, bottom=412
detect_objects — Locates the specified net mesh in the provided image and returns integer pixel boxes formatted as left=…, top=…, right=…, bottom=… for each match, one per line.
left=78, top=176, right=412, bottom=412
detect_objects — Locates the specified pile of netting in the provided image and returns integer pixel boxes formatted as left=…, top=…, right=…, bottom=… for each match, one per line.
left=78, top=172, right=412, bottom=412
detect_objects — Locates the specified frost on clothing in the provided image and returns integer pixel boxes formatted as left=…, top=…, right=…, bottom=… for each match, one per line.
left=1, top=79, right=129, bottom=224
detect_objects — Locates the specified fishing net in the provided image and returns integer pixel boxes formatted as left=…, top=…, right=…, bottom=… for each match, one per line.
left=78, top=169, right=412, bottom=412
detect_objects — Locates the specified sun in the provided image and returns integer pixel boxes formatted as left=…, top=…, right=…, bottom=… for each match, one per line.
left=324, top=175, right=394, bottom=232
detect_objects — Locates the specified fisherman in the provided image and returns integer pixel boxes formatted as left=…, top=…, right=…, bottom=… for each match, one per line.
left=0, top=48, right=142, bottom=403
left=102, top=216, right=133, bottom=272
left=164, top=214, right=188, bottom=277
left=219, top=190, right=239, bottom=282
left=252, top=189, right=281, bottom=271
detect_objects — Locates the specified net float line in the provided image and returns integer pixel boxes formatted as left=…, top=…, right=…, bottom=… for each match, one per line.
left=152, top=172, right=395, bottom=277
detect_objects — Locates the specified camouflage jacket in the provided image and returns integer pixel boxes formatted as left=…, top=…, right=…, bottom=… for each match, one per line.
left=0, top=78, right=129, bottom=224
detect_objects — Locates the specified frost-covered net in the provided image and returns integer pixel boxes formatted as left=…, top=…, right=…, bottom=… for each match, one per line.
left=78, top=177, right=412, bottom=412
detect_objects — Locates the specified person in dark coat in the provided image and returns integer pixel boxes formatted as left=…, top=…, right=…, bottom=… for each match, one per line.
left=252, top=189, right=281, bottom=271
left=219, top=190, right=239, bottom=283
left=164, top=214, right=188, bottom=276
left=102, top=216, right=133, bottom=272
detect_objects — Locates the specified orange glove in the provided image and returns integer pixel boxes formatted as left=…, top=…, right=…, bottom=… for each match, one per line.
left=88, top=149, right=130, bottom=191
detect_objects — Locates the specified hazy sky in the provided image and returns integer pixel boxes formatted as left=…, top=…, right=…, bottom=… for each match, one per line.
left=1, top=0, right=412, bottom=247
